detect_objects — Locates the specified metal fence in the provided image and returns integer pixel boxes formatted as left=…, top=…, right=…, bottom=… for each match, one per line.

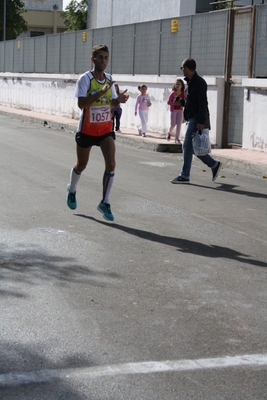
left=228, top=86, right=244, bottom=145
left=1, top=5, right=267, bottom=147
left=254, top=4, right=267, bottom=77
left=0, top=5, right=266, bottom=78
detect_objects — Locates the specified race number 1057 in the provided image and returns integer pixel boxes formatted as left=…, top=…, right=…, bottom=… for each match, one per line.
left=90, top=106, right=111, bottom=123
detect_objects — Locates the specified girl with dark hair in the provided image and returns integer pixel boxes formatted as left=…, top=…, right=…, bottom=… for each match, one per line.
left=166, top=79, right=185, bottom=143
left=134, top=84, right=152, bottom=137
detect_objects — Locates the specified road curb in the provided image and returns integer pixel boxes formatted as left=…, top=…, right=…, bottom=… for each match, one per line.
left=116, top=134, right=182, bottom=153
left=211, top=155, right=267, bottom=177
left=1, top=108, right=266, bottom=177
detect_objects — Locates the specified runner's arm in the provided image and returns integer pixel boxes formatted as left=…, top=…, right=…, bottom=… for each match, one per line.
left=111, top=89, right=129, bottom=109
left=78, top=81, right=115, bottom=110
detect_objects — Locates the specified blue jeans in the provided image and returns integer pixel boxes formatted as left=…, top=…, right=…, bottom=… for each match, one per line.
left=180, top=119, right=217, bottom=179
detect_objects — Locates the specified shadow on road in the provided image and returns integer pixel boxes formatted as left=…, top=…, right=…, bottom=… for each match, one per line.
left=191, top=182, right=267, bottom=200
left=75, top=215, right=267, bottom=269
left=0, top=341, right=98, bottom=398
left=0, top=243, right=119, bottom=298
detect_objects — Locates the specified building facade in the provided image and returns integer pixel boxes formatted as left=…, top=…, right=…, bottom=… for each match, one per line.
left=87, top=0, right=213, bottom=29
left=19, top=0, right=66, bottom=38
left=22, top=0, right=63, bottom=11
left=87, top=0, right=266, bottom=29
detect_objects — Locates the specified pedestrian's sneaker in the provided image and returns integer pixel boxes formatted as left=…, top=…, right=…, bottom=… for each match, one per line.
left=212, top=161, right=222, bottom=182
left=142, top=133, right=146, bottom=137
left=116, top=129, right=122, bottom=133
left=171, top=176, right=190, bottom=184
left=166, top=134, right=171, bottom=141
left=97, top=201, right=114, bottom=221
left=66, top=184, right=77, bottom=209
left=138, top=128, right=142, bottom=136
left=175, top=139, right=181, bottom=144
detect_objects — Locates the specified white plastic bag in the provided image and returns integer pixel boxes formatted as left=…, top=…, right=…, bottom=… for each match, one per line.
left=192, top=129, right=211, bottom=156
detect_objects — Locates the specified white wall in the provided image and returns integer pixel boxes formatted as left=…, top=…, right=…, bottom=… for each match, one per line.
left=88, top=0, right=197, bottom=28
left=1, top=72, right=267, bottom=152
left=242, top=79, right=267, bottom=152
left=86, top=0, right=264, bottom=34
left=112, top=74, right=224, bottom=147
left=0, top=74, right=79, bottom=119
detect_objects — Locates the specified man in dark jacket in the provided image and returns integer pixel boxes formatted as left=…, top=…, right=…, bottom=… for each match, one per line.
left=171, top=58, right=222, bottom=183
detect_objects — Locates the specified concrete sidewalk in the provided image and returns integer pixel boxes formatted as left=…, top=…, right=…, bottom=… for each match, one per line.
left=1, top=105, right=267, bottom=177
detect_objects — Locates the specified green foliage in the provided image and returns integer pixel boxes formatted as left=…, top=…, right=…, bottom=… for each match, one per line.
left=0, top=0, right=27, bottom=41
left=60, top=0, right=88, bottom=31
left=214, top=0, right=236, bottom=9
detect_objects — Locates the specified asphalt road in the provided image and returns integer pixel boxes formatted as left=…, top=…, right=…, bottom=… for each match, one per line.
left=0, top=114, right=267, bottom=400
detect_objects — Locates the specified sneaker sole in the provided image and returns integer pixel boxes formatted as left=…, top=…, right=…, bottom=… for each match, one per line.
left=212, top=163, right=222, bottom=182
left=97, top=205, right=104, bottom=214
left=97, top=205, right=114, bottom=221
left=103, top=214, right=114, bottom=222
left=171, top=179, right=190, bottom=184
left=67, top=202, right=77, bottom=210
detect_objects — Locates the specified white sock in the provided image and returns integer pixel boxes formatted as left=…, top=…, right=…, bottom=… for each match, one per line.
left=102, top=171, right=115, bottom=204
left=69, top=168, right=81, bottom=193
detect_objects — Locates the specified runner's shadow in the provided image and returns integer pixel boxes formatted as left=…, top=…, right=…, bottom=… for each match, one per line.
left=75, top=215, right=267, bottom=268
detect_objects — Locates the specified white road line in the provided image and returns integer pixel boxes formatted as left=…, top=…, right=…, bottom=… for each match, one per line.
left=1, top=354, right=267, bottom=387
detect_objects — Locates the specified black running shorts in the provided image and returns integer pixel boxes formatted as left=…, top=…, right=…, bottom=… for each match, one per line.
left=75, top=131, right=116, bottom=148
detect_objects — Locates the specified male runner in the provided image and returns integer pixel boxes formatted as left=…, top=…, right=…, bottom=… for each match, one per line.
left=66, top=44, right=129, bottom=221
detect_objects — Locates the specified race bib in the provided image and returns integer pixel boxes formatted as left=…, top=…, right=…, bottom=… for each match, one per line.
left=90, top=106, right=111, bottom=123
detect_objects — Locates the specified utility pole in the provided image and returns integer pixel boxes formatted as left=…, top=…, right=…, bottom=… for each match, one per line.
left=3, top=0, right=6, bottom=41
left=87, top=0, right=92, bottom=29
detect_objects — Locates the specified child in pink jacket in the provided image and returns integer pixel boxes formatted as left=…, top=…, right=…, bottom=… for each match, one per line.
left=135, top=84, right=152, bottom=137
left=167, top=79, right=185, bottom=143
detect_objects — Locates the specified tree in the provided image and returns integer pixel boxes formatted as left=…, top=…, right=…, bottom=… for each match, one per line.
left=60, top=0, right=88, bottom=31
left=0, top=0, right=27, bottom=41
left=214, top=0, right=236, bottom=9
